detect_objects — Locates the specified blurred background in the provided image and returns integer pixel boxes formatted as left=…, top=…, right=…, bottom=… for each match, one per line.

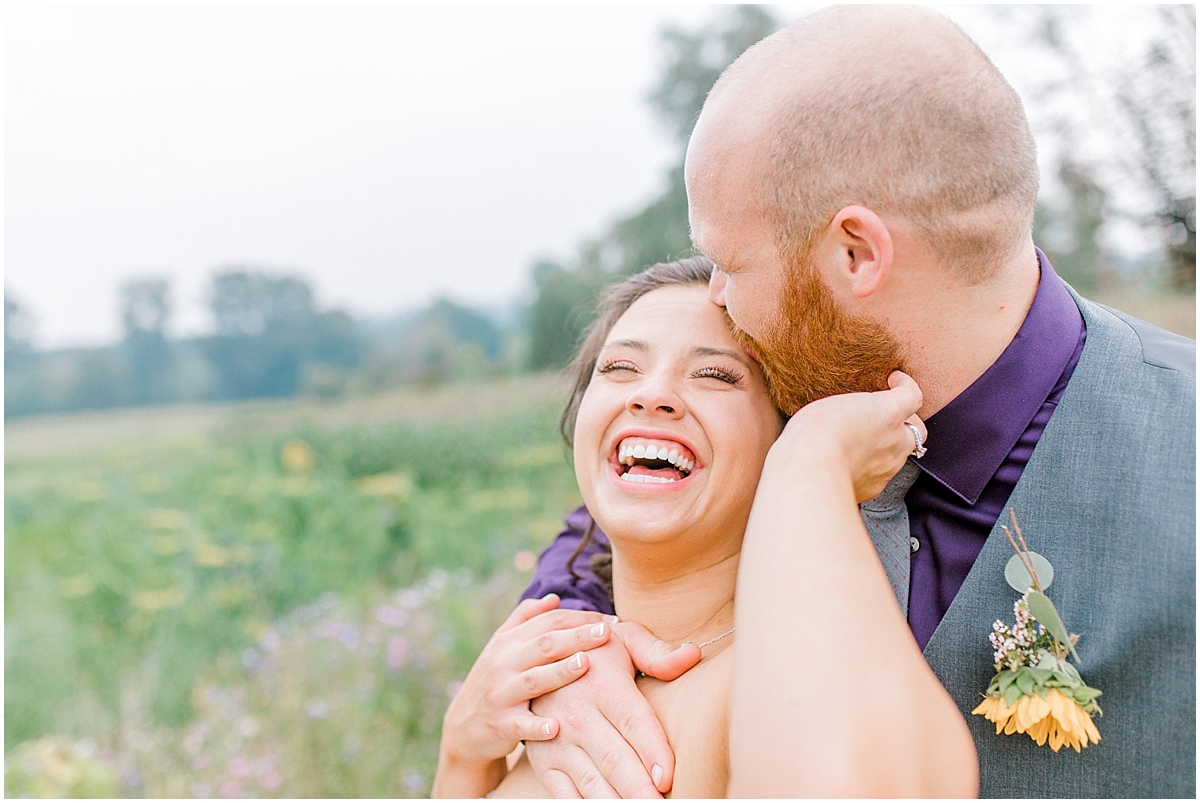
left=5, top=4, right=1194, bottom=798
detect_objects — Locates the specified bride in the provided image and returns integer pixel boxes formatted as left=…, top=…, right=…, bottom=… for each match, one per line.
left=432, top=257, right=976, bottom=797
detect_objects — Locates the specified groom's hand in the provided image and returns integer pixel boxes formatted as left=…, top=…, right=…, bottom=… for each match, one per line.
left=526, top=622, right=700, bottom=798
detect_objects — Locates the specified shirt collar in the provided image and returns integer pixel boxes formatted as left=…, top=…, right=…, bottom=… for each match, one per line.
left=914, top=250, right=1084, bottom=504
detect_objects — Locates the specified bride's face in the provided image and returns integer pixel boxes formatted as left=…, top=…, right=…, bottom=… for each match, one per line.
left=574, top=284, right=782, bottom=551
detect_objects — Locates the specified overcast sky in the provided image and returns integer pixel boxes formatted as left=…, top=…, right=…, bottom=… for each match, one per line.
left=4, top=4, right=1171, bottom=348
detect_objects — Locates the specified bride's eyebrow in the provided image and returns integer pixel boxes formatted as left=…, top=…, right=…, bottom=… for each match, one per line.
left=691, top=345, right=752, bottom=369
left=601, top=339, right=648, bottom=352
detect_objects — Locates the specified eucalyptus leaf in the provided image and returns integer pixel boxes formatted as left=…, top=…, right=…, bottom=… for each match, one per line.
left=1004, top=551, right=1055, bottom=592
left=1027, top=591, right=1080, bottom=662
left=1028, top=667, right=1052, bottom=684
left=1005, top=682, right=1023, bottom=706
left=998, top=671, right=1018, bottom=693
left=1016, top=670, right=1035, bottom=695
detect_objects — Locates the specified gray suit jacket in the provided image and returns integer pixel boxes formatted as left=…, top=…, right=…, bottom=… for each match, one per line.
left=920, top=291, right=1195, bottom=797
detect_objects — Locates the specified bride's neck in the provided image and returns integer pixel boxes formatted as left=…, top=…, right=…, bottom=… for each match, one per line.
left=609, top=539, right=739, bottom=646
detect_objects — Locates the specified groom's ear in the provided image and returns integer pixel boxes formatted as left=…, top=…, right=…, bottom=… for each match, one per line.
left=828, top=205, right=893, bottom=299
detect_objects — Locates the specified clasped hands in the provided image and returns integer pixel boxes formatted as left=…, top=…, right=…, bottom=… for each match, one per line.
left=432, top=593, right=698, bottom=798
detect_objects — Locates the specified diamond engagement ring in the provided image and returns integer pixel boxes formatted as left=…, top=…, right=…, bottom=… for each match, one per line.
left=907, top=423, right=927, bottom=458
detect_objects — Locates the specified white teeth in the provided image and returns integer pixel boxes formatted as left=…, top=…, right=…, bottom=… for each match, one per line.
left=614, top=439, right=698, bottom=472
left=620, top=473, right=675, bottom=484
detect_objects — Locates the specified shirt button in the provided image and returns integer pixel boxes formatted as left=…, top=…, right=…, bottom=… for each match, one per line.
left=910, top=537, right=920, bottom=553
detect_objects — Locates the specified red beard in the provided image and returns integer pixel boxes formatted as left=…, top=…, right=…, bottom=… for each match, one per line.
left=728, top=249, right=905, bottom=415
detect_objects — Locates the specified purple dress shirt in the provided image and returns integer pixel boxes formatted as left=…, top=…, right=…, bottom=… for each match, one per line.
left=521, top=251, right=1086, bottom=647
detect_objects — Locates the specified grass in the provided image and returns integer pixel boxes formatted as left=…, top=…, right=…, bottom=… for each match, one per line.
left=1084, top=287, right=1195, bottom=339
left=5, top=374, right=582, bottom=797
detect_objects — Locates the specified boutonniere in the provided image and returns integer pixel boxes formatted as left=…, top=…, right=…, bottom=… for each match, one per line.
left=971, top=511, right=1103, bottom=753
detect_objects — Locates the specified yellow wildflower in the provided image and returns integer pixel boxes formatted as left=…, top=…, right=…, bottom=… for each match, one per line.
left=973, top=689, right=1101, bottom=752
left=281, top=440, right=315, bottom=472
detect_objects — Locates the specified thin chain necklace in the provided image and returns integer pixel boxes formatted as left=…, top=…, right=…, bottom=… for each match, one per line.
left=697, top=626, right=736, bottom=650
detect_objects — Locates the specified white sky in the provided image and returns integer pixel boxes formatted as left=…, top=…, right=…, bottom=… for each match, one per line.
left=4, top=4, right=1173, bottom=348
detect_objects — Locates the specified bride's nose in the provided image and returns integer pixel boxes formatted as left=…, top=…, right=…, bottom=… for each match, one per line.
left=626, top=375, right=684, bottom=418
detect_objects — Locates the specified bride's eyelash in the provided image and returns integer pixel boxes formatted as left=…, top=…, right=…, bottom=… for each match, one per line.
left=597, top=358, right=638, bottom=374
left=693, top=365, right=744, bottom=384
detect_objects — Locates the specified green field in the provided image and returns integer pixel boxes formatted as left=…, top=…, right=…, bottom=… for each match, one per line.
left=5, top=375, right=583, bottom=798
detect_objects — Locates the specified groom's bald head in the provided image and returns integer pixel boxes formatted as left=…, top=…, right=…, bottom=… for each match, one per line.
left=688, top=5, right=1038, bottom=281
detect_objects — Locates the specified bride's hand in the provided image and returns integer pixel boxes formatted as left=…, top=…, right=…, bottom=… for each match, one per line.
left=432, top=594, right=615, bottom=797
left=776, top=371, right=926, bottom=503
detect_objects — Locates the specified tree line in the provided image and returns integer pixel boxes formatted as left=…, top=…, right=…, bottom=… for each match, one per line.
left=5, top=6, right=1193, bottom=419
left=4, top=270, right=512, bottom=418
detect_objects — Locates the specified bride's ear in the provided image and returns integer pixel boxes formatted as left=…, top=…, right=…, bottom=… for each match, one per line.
left=828, top=205, right=893, bottom=299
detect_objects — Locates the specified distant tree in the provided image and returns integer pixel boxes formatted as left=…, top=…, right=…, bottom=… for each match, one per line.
left=310, top=309, right=364, bottom=369
left=203, top=269, right=362, bottom=401
left=5, top=291, right=36, bottom=364
left=649, top=5, right=779, bottom=149
left=527, top=260, right=601, bottom=371
left=1010, top=6, right=1195, bottom=291
left=120, top=277, right=173, bottom=405
left=5, top=292, right=44, bottom=417
left=1034, top=156, right=1111, bottom=293
left=525, top=6, right=780, bottom=369
left=67, top=349, right=128, bottom=411
left=410, top=297, right=506, bottom=385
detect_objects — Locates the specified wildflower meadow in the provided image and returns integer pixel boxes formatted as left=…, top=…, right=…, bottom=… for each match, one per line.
left=5, top=376, right=582, bottom=797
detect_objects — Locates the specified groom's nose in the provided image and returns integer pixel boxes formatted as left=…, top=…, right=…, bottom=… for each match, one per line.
left=709, top=267, right=728, bottom=308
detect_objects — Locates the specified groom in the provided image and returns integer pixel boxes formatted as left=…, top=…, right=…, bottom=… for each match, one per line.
left=518, top=6, right=1195, bottom=797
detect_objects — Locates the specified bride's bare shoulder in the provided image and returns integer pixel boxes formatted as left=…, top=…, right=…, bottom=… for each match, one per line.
left=643, top=645, right=735, bottom=798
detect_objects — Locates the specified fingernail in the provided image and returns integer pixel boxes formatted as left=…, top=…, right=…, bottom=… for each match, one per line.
left=540, top=593, right=556, bottom=601
left=568, top=652, right=583, bottom=671
left=603, top=614, right=619, bottom=623
left=590, top=623, right=606, bottom=638
left=651, top=764, right=664, bottom=787
left=542, top=722, right=552, bottom=737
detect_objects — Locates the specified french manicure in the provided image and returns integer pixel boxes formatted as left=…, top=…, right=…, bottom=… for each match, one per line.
left=542, top=722, right=552, bottom=737
left=590, top=623, right=606, bottom=638
left=603, top=614, right=619, bottom=624
left=568, top=652, right=584, bottom=671
left=651, top=764, right=664, bottom=788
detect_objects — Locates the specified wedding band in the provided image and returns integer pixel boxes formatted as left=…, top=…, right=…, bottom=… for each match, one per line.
left=907, top=423, right=927, bottom=458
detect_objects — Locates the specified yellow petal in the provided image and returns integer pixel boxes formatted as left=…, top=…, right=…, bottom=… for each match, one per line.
left=1046, top=690, right=1071, bottom=732
left=1049, top=720, right=1065, bottom=752
left=1027, top=717, right=1050, bottom=746
left=1015, top=693, right=1050, bottom=732
left=971, top=697, right=996, bottom=718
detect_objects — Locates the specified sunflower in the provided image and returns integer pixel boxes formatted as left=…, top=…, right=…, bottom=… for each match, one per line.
left=973, top=689, right=1101, bottom=752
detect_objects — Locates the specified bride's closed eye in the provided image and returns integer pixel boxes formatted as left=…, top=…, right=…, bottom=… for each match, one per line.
left=692, top=365, right=745, bottom=385
left=597, top=358, right=639, bottom=376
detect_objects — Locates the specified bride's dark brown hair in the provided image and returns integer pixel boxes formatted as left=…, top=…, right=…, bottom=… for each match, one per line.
left=558, top=256, right=717, bottom=588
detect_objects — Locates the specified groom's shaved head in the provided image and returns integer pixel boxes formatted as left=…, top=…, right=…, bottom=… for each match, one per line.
left=690, top=5, right=1038, bottom=281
